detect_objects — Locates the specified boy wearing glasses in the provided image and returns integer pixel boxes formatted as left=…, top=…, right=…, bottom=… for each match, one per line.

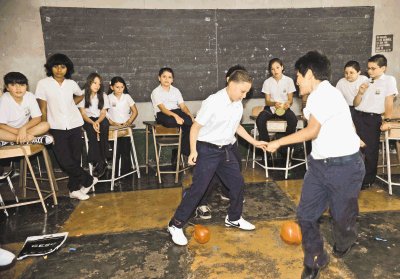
left=353, top=54, right=398, bottom=189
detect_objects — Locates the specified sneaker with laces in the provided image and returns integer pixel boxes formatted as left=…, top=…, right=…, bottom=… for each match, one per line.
left=29, top=135, right=54, bottom=145
left=69, top=190, right=89, bottom=200
left=0, top=166, right=13, bottom=180
left=167, top=225, right=188, bottom=246
left=195, top=205, right=212, bottom=220
left=0, top=248, right=15, bottom=268
left=0, top=141, right=14, bottom=147
left=225, top=215, right=255, bottom=230
left=80, top=177, right=98, bottom=194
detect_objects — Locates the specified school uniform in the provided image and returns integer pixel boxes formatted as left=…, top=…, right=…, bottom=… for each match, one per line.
left=35, top=76, right=94, bottom=192
left=107, top=93, right=135, bottom=173
left=256, top=75, right=298, bottom=141
left=353, top=74, right=398, bottom=185
left=297, top=80, right=365, bottom=269
left=78, top=93, right=110, bottom=165
left=151, top=84, right=192, bottom=156
left=336, top=75, right=368, bottom=118
left=171, top=88, right=245, bottom=227
left=0, top=92, right=42, bottom=128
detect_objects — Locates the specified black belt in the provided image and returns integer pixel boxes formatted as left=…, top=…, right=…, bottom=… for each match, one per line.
left=314, top=151, right=361, bottom=164
left=355, top=110, right=381, bottom=117
left=198, top=141, right=231, bottom=149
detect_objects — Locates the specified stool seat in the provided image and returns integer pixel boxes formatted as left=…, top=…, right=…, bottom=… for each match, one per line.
left=0, top=144, right=58, bottom=215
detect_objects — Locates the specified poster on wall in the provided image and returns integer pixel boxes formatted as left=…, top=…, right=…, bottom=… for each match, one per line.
left=375, top=35, right=393, bottom=52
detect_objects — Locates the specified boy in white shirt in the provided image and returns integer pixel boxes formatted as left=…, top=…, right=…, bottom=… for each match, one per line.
left=0, top=72, right=52, bottom=146
left=167, top=70, right=268, bottom=246
left=266, top=51, right=364, bottom=279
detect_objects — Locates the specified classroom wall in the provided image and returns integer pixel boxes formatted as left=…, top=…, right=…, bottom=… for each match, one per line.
left=0, top=0, right=399, bottom=127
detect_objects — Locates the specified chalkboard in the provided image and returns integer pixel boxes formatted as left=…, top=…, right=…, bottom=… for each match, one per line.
left=40, top=7, right=374, bottom=101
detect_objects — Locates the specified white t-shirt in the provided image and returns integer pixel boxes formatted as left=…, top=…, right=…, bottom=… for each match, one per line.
left=336, top=75, right=368, bottom=106
left=35, top=77, right=84, bottom=130
left=107, top=93, right=136, bottom=123
left=196, top=88, right=242, bottom=146
left=303, top=80, right=360, bottom=159
left=0, top=92, right=42, bottom=128
left=355, top=74, right=398, bottom=114
left=77, top=93, right=110, bottom=118
left=151, top=85, right=184, bottom=115
left=261, top=75, right=296, bottom=113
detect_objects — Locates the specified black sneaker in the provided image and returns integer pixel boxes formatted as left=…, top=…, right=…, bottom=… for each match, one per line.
left=195, top=205, right=212, bottom=220
left=332, top=243, right=354, bottom=258
left=0, top=166, right=13, bottom=179
left=94, top=161, right=107, bottom=178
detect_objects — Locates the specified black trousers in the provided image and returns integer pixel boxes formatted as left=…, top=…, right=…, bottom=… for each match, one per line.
left=83, top=117, right=110, bottom=164
left=115, top=137, right=132, bottom=174
left=198, top=142, right=242, bottom=206
left=50, top=127, right=94, bottom=192
left=156, top=109, right=192, bottom=156
left=353, top=110, right=381, bottom=184
left=172, top=142, right=245, bottom=228
left=297, top=153, right=364, bottom=268
left=256, top=106, right=297, bottom=142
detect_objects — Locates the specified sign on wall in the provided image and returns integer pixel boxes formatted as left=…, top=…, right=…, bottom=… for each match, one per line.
left=375, top=35, right=393, bottom=52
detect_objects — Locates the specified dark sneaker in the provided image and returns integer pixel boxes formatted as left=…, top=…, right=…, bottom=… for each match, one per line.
left=301, top=251, right=329, bottom=279
left=195, top=205, right=212, bottom=220
left=94, top=161, right=107, bottom=178
left=0, top=166, right=13, bottom=180
left=332, top=243, right=354, bottom=258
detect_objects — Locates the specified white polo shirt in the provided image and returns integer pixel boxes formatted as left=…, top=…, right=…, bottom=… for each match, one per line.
left=107, top=93, right=135, bottom=123
left=77, top=93, right=110, bottom=118
left=0, top=92, right=42, bottom=128
left=35, top=77, right=84, bottom=130
left=261, top=75, right=296, bottom=113
left=355, top=74, right=398, bottom=114
left=151, top=85, right=184, bottom=115
left=196, top=88, right=242, bottom=146
left=336, top=75, right=368, bottom=106
left=304, top=80, right=360, bottom=159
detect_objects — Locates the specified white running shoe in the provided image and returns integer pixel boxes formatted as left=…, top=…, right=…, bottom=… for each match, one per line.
left=0, top=248, right=15, bottom=267
left=167, top=225, right=188, bottom=246
left=225, top=215, right=255, bottom=231
left=29, top=135, right=54, bottom=145
left=69, top=190, right=89, bottom=200
left=80, top=177, right=98, bottom=194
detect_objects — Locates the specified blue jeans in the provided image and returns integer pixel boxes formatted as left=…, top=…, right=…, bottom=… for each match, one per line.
left=172, top=141, right=245, bottom=227
left=297, top=152, right=365, bottom=268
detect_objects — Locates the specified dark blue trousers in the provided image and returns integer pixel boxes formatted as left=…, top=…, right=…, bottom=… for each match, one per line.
left=297, top=152, right=365, bottom=268
left=172, top=141, right=245, bottom=228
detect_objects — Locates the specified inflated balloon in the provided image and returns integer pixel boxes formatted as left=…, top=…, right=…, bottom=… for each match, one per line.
left=280, top=221, right=302, bottom=245
left=193, top=224, right=210, bottom=244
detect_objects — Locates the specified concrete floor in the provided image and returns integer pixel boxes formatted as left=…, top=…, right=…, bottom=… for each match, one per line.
left=0, top=157, right=400, bottom=279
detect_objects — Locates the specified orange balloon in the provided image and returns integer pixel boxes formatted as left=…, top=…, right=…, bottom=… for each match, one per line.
left=193, top=224, right=210, bottom=244
left=280, top=221, right=302, bottom=245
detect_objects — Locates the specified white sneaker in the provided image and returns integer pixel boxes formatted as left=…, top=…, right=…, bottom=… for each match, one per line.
left=80, top=177, right=98, bottom=194
left=225, top=215, right=255, bottom=231
left=29, top=135, right=54, bottom=145
left=0, top=248, right=15, bottom=266
left=69, top=190, right=89, bottom=200
left=167, top=225, right=188, bottom=246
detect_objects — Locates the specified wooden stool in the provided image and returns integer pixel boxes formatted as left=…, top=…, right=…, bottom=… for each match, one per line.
left=144, top=121, right=189, bottom=184
left=0, top=144, right=58, bottom=214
